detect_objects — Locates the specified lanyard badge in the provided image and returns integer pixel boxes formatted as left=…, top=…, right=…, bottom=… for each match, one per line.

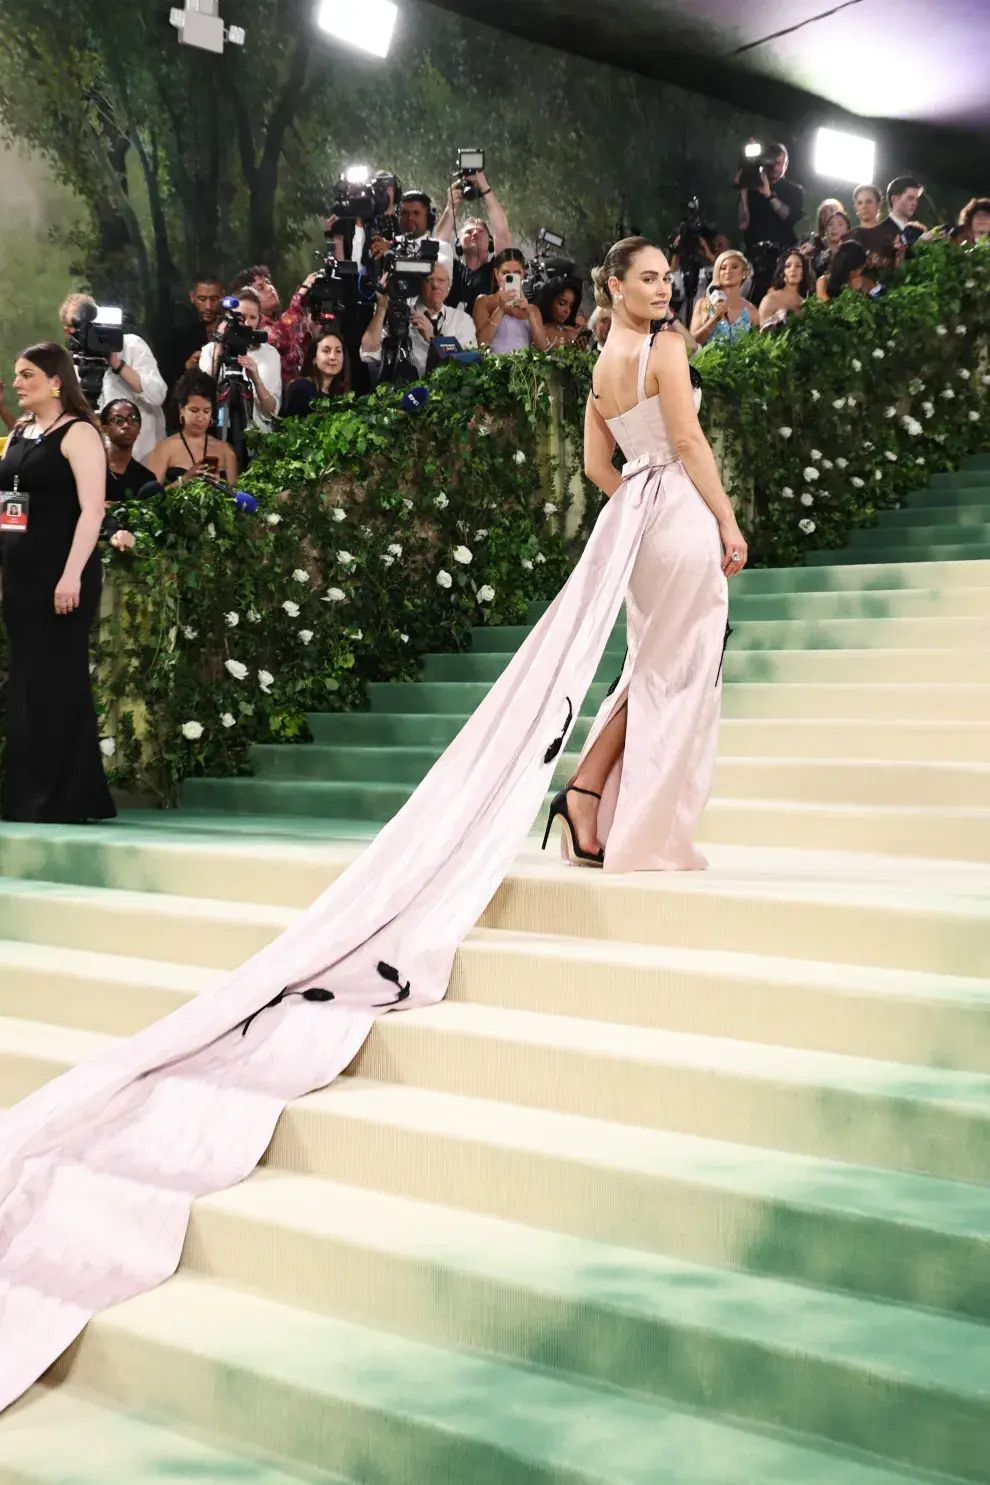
left=0, top=476, right=29, bottom=533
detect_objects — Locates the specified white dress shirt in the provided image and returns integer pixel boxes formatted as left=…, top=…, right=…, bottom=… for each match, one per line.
left=199, top=340, right=283, bottom=431
left=361, top=298, right=477, bottom=378
left=98, top=333, right=167, bottom=462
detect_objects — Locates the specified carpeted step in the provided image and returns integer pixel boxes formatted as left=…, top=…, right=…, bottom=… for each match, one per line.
left=806, top=543, right=990, bottom=565
left=711, top=756, right=990, bottom=808
left=181, top=1169, right=990, bottom=1481
left=0, top=1385, right=345, bottom=1485
left=50, top=1271, right=971, bottom=1485
left=475, top=615, right=990, bottom=653
left=879, top=502, right=990, bottom=528
left=249, top=742, right=445, bottom=784
left=906, top=481, right=990, bottom=504
left=849, top=521, right=990, bottom=549
left=719, top=681, right=990, bottom=721
left=181, top=776, right=412, bottom=821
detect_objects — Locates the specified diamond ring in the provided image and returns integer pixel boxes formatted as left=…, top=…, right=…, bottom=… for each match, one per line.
left=731, top=551, right=740, bottom=561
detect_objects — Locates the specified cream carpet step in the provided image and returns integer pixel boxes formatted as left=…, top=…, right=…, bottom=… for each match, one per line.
left=0, top=941, right=219, bottom=1033
left=182, top=1170, right=990, bottom=1481
left=717, top=718, right=990, bottom=762
left=728, top=584, right=990, bottom=619
left=698, top=797, right=990, bottom=860
left=722, top=681, right=990, bottom=721
left=271, top=1077, right=990, bottom=1320
left=711, top=757, right=990, bottom=808
left=0, top=1384, right=342, bottom=1484
left=351, top=1001, right=990, bottom=1182
left=49, top=1272, right=962, bottom=1485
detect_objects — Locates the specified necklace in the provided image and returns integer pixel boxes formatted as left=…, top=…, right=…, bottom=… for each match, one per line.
left=180, top=429, right=209, bottom=468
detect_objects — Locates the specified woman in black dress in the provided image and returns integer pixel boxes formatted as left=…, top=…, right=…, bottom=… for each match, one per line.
left=0, top=342, right=115, bottom=822
left=282, top=328, right=351, bottom=419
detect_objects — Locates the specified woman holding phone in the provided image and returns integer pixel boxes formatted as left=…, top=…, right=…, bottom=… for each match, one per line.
left=473, top=249, right=549, bottom=353
left=145, top=370, right=237, bottom=488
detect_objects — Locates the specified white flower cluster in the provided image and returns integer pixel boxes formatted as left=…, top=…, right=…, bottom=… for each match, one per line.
left=901, top=416, right=923, bottom=437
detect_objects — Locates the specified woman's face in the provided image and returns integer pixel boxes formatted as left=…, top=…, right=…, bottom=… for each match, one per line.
left=971, top=210, right=990, bottom=241
left=826, top=212, right=851, bottom=243
left=550, top=289, right=577, bottom=325
left=12, top=356, right=59, bottom=415
left=783, top=253, right=805, bottom=289
left=104, top=403, right=141, bottom=452
left=180, top=395, right=213, bottom=438
left=610, top=247, right=672, bottom=321
left=854, top=190, right=880, bottom=225
left=315, top=335, right=345, bottom=380
left=717, top=255, right=746, bottom=291
left=495, top=259, right=525, bottom=291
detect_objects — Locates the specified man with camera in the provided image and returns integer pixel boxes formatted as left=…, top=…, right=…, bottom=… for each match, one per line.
left=435, top=159, right=513, bottom=313
left=736, top=144, right=805, bottom=256
left=60, top=292, right=167, bottom=462
left=360, top=255, right=476, bottom=384
left=198, top=289, right=282, bottom=432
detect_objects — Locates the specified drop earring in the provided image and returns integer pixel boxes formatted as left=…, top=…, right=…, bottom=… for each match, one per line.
left=614, top=292, right=623, bottom=302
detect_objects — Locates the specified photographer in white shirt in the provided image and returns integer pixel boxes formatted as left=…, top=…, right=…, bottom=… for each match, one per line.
left=60, top=292, right=168, bottom=462
left=198, top=289, right=282, bottom=431
left=361, top=258, right=476, bottom=380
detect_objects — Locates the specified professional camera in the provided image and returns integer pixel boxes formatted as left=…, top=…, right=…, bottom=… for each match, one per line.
left=452, top=148, right=485, bottom=202
left=301, top=248, right=360, bottom=327
left=375, top=235, right=441, bottom=385
left=67, top=303, right=127, bottom=405
left=330, top=168, right=399, bottom=241
left=212, top=297, right=268, bottom=366
left=522, top=227, right=573, bottom=301
left=737, top=140, right=776, bottom=192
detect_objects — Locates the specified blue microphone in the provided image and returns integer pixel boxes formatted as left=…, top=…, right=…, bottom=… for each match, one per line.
left=400, top=385, right=430, bottom=413
left=233, top=490, right=258, bottom=513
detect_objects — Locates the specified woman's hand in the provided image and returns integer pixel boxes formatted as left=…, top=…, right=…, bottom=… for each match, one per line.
left=54, top=573, right=81, bottom=615
left=720, top=521, right=748, bottom=578
left=110, top=530, right=136, bottom=552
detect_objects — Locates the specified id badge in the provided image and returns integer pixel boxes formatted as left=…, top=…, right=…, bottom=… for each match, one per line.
left=0, top=483, right=29, bottom=534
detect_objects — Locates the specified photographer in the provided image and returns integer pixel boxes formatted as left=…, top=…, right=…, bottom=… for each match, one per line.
left=736, top=143, right=805, bottom=257
left=438, top=166, right=513, bottom=311
left=60, top=292, right=167, bottom=462
left=473, top=250, right=549, bottom=353
left=669, top=201, right=718, bottom=324
left=229, top=266, right=318, bottom=385
left=198, top=289, right=282, bottom=432
left=329, top=170, right=401, bottom=268
left=360, top=258, right=476, bottom=382
left=160, top=273, right=225, bottom=390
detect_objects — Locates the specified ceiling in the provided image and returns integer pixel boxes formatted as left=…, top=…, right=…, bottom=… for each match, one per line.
left=429, top=0, right=989, bottom=183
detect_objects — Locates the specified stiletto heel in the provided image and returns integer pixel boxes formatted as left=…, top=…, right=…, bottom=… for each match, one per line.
left=541, top=785, right=605, bottom=867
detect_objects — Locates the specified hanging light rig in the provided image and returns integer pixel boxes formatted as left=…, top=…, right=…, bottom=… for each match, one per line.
left=169, top=0, right=246, bottom=54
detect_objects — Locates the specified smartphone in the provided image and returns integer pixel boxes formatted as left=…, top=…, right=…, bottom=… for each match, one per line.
left=503, top=272, right=522, bottom=301
left=201, top=456, right=219, bottom=474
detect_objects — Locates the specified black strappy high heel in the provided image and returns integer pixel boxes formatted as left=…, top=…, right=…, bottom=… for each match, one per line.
left=541, top=785, right=605, bottom=868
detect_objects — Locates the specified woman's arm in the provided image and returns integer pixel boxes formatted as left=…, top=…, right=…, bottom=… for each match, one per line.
left=473, top=293, right=504, bottom=347
left=650, top=333, right=746, bottom=570
left=815, top=274, right=829, bottom=302
left=690, top=297, right=727, bottom=346
left=144, top=439, right=170, bottom=484
left=584, top=395, right=621, bottom=498
left=527, top=304, right=549, bottom=352
left=759, top=291, right=780, bottom=328
left=57, top=422, right=107, bottom=611
left=221, top=442, right=238, bottom=483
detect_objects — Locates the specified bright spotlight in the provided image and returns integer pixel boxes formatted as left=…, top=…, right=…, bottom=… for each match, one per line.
left=95, top=306, right=124, bottom=327
left=316, top=0, right=397, bottom=58
left=814, top=127, right=876, bottom=185
left=743, top=140, right=763, bottom=160
left=345, top=164, right=371, bottom=184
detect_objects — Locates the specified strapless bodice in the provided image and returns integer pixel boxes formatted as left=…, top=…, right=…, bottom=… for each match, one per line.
left=605, top=387, right=702, bottom=464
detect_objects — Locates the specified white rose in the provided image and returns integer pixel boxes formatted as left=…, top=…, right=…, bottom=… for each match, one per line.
left=247, top=608, right=261, bottom=624
left=832, top=398, right=845, bottom=410
left=323, top=587, right=347, bottom=603
left=781, top=486, right=794, bottom=499
left=916, top=458, right=926, bottom=465
left=474, top=529, right=488, bottom=540
left=887, top=340, right=895, bottom=349
left=298, top=630, right=313, bottom=644
left=778, top=426, right=793, bottom=439
left=224, top=660, right=248, bottom=680
left=402, top=498, right=414, bottom=510
left=850, top=476, right=865, bottom=488
left=821, top=458, right=834, bottom=470
left=984, top=377, right=990, bottom=387
left=966, top=279, right=976, bottom=289
left=956, top=325, right=967, bottom=335
left=183, top=626, right=198, bottom=640
left=478, top=426, right=490, bottom=437
left=800, top=492, right=814, bottom=507
left=885, top=451, right=898, bottom=462
left=282, top=600, right=300, bottom=617
left=348, top=629, right=363, bottom=641
left=941, top=389, right=955, bottom=400
left=434, top=492, right=449, bottom=509
left=99, top=738, right=116, bottom=758
left=970, top=410, right=980, bottom=422
left=387, top=542, right=403, bottom=557
left=798, top=518, right=816, bottom=534
left=477, top=584, right=496, bottom=603
left=936, top=325, right=948, bottom=336
left=835, top=457, right=848, bottom=469
left=811, top=388, right=821, bottom=401
left=382, top=554, right=395, bottom=567
left=332, top=507, right=347, bottom=523
left=959, top=369, right=971, bottom=380
left=521, top=558, right=534, bottom=571
left=901, top=417, right=923, bottom=437
left=535, top=552, right=546, bottom=564
left=514, top=450, right=527, bottom=465
left=436, top=569, right=453, bottom=589
left=399, top=633, right=409, bottom=643
left=337, top=550, right=355, bottom=563
left=221, top=712, right=236, bottom=728
left=543, top=502, right=557, bottom=516
left=292, top=568, right=310, bottom=583
left=875, top=470, right=883, bottom=481
left=803, top=467, right=819, bottom=481
left=810, top=449, right=822, bottom=461
left=851, top=359, right=862, bottom=371
left=452, top=545, right=473, bottom=565
left=872, top=348, right=885, bottom=360
left=922, top=402, right=935, bottom=418
left=908, top=379, right=925, bottom=395
left=258, top=670, right=274, bottom=693
left=847, top=396, right=857, bottom=407
left=224, top=611, right=239, bottom=627
left=266, top=513, right=281, bottom=526
left=181, top=721, right=204, bottom=740
left=884, top=406, right=897, bottom=418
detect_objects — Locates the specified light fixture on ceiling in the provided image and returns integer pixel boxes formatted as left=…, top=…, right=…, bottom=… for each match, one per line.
left=814, top=127, right=876, bottom=185
left=316, top=0, right=398, bottom=58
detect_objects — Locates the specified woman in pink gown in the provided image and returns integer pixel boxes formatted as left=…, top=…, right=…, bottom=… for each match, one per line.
left=0, top=240, right=747, bottom=1407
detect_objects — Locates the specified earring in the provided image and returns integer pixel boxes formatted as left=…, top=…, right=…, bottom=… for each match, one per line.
left=50, top=383, right=61, bottom=398
left=614, top=292, right=624, bottom=302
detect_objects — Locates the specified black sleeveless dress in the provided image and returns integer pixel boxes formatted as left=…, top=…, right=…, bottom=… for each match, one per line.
left=0, top=420, right=116, bottom=822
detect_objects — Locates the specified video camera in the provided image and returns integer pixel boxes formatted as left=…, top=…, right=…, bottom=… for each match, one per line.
left=67, top=303, right=128, bottom=405
left=329, top=167, right=400, bottom=242
left=737, top=140, right=777, bottom=192
left=452, top=147, right=485, bottom=202
left=301, top=251, right=360, bottom=328
left=212, top=297, right=268, bottom=365
left=522, top=227, right=573, bottom=301
left=374, top=235, right=441, bottom=386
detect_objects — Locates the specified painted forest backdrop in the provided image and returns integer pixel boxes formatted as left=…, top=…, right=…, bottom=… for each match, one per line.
left=0, top=0, right=967, bottom=371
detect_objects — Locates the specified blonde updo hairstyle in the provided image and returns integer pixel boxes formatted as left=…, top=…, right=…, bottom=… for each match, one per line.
left=702, top=249, right=751, bottom=315
left=591, top=236, right=656, bottom=311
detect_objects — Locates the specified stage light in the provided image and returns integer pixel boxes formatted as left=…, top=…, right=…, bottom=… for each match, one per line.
left=316, top=0, right=397, bottom=58
left=345, top=164, right=371, bottom=184
left=169, top=1, right=245, bottom=55
left=814, top=127, right=876, bottom=185
left=95, top=306, right=124, bottom=326
left=743, top=140, right=763, bottom=160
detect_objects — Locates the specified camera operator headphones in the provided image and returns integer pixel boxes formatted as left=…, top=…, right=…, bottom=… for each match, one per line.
left=400, top=189, right=437, bottom=233
left=454, top=222, right=494, bottom=257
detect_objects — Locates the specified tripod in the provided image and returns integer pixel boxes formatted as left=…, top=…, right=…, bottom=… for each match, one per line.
left=214, top=361, right=254, bottom=469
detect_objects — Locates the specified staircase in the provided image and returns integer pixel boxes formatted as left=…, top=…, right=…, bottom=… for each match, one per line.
left=1, top=457, right=989, bottom=1483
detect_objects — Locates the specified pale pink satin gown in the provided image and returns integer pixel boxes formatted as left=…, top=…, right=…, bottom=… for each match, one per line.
left=576, top=331, right=729, bottom=870
left=0, top=331, right=728, bottom=1408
